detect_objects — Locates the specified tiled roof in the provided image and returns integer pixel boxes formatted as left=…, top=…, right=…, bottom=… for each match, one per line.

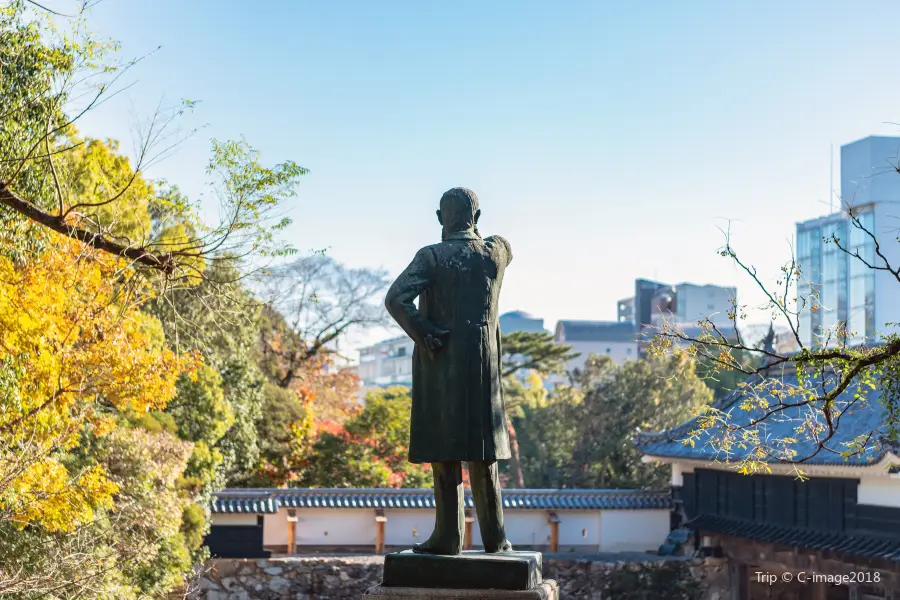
left=557, top=321, right=637, bottom=343
left=210, top=488, right=671, bottom=514
left=687, top=514, right=900, bottom=562
left=211, top=492, right=279, bottom=514
left=633, top=369, right=900, bottom=466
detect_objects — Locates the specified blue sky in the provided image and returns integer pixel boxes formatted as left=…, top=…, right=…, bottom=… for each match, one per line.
left=73, top=0, right=900, bottom=347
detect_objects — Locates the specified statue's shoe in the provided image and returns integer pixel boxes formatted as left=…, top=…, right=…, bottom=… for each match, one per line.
left=412, top=538, right=462, bottom=556
left=483, top=539, right=513, bottom=553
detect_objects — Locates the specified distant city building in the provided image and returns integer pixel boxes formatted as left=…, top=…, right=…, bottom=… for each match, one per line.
left=499, top=310, right=546, bottom=334
left=672, top=283, right=737, bottom=327
left=553, top=320, right=637, bottom=372
left=616, top=297, right=634, bottom=323
left=353, top=336, right=414, bottom=392
left=795, top=135, right=900, bottom=347
left=630, top=279, right=674, bottom=331
left=617, top=279, right=737, bottom=355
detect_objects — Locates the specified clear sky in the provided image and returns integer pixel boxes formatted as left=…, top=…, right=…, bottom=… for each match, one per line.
left=72, top=0, right=900, bottom=348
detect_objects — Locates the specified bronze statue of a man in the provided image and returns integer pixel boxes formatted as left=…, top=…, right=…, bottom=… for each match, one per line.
left=385, top=187, right=513, bottom=555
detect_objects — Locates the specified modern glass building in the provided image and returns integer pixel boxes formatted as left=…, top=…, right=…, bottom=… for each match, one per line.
left=795, top=134, right=900, bottom=348
left=795, top=208, right=875, bottom=347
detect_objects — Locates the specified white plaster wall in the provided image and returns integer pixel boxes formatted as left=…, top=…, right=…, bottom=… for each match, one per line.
left=671, top=462, right=694, bottom=486
left=471, top=511, right=600, bottom=549
left=858, top=477, right=900, bottom=508
left=259, top=507, right=669, bottom=551
left=558, top=511, right=601, bottom=548
left=384, top=510, right=433, bottom=546
left=263, top=511, right=288, bottom=547
left=498, top=511, right=551, bottom=548
left=294, top=508, right=376, bottom=546
left=212, top=513, right=259, bottom=526
left=599, top=510, right=669, bottom=552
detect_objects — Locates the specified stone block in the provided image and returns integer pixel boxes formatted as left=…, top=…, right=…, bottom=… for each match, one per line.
left=382, top=551, right=541, bottom=591
left=363, top=579, right=558, bottom=600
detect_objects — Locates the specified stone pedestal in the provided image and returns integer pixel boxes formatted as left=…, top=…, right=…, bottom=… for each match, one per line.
left=364, top=551, right=557, bottom=600
left=363, top=580, right=559, bottom=599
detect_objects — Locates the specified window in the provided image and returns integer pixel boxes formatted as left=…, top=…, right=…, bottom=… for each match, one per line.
left=626, top=348, right=632, bottom=355
left=605, top=348, right=611, bottom=354
left=396, top=347, right=406, bottom=357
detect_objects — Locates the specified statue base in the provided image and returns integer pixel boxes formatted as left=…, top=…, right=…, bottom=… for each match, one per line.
left=362, top=580, right=558, bottom=599
left=365, top=550, right=556, bottom=599
left=381, top=550, right=542, bottom=590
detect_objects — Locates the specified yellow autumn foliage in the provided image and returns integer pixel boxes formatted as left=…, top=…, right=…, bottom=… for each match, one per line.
left=0, top=229, right=199, bottom=532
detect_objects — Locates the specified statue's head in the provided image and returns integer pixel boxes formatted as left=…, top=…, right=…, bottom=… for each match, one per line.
left=437, top=187, right=481, bottom=234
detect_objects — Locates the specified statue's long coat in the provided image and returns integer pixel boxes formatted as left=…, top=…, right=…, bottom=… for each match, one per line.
left=385, top=230, right=512, bottom=463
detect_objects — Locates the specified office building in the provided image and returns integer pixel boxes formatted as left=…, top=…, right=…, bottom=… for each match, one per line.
left=616, top=297, right=635, bottom=323
left=619, top=280, right=735, bottom=329
left=553, top=320, right=637, bottom=371
left=795, top=135, right=900, bottom=347
left=353, top=336, right=414, bottom=391
left=672, top=283, right=736, bottom=327
left=617, top=279, right=738, bottom=355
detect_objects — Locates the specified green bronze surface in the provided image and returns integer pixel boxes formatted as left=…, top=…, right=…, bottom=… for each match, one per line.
left=385, top=188, right=514, bottom=557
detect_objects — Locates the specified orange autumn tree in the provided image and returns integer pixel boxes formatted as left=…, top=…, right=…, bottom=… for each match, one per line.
left=294, top=387, right=432, bottom=489
left=0, top=228, right=197, bottom=533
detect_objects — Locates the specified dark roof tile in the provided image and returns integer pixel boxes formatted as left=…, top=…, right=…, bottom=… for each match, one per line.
left=557, top=321, right=637, bottom=343
left=634, top=369, right=900, bottom=466
left=687, top=514, right=900, bottom=562
left=210, top=488, right=671, bottom=514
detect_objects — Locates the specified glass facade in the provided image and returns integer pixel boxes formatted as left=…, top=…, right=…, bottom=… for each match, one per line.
left=848, top=209, right=876, bottom=342
left=796, top=210, right=875, bottom=347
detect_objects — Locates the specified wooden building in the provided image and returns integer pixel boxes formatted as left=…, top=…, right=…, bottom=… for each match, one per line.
left=635, top=367, right=900, bottom=600
left=206, top=488, right=672, bottom=558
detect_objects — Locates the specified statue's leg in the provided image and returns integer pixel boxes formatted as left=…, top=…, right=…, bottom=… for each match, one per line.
left=468, top=460, right=513, bottom=553
left=413, top=461, right=464, bottom=555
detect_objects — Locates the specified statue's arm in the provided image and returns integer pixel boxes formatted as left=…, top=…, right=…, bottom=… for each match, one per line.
left=385, top=247, right=443, bottom=348
left=485, top=235, right=512, bottom=266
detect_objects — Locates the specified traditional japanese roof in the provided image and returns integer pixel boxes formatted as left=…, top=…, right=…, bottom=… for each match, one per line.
left=210, top=488, right=671, bottom=514
left=555, top=321, right=637, bottom=343
left=634, top=368, right=900, bottom=467
left=688, top=514, right=900, bottom=562
left=211, top=491, right=279, bottom=514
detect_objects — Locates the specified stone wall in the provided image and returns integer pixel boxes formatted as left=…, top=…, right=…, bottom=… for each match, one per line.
left=193, top=555, right=725, bottom=600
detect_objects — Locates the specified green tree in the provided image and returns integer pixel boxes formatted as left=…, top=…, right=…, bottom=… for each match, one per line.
left=149, top=259, right=267, bottom=486
left=515, top=385, right=583, bottom=489
left=96, top=427, right=197, bottom=596
left=500, top=331, right=579, bottom=487
left=567, top=354, right=712, bottom=489
left=0, top=3, right=295, bottom=597
left=0, top=2, right=304, bottom=282
left=240, top=382, right=311, bottom=487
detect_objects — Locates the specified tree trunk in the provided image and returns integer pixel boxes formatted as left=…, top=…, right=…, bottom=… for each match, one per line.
left=506, top=414, right=525, bottom=489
